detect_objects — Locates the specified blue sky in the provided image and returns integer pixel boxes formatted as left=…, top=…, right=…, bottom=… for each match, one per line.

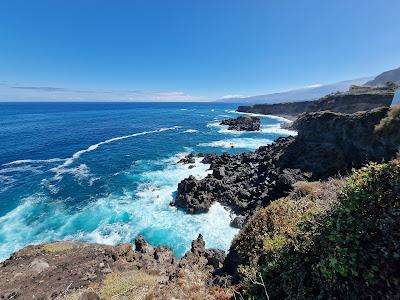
left=1, top=0, right=399, bottom=101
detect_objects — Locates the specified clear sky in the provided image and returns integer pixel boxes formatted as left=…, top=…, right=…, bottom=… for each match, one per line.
left=1, top=0, right=399, bottom=101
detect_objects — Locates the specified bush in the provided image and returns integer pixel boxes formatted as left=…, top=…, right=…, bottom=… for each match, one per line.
left=375, top=105, right=400, bottom=133
left=241, top=161, right=400, bottom=299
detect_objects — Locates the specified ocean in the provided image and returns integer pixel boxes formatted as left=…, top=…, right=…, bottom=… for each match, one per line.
left=0, top=102, right=296, bottom=261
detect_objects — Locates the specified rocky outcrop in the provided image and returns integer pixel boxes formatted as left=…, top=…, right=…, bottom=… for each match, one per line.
left=279, top=107, right=399, bottom=179
left=177, top=153, right=195, bottom=164
left=220, top=116, right=261, bottom=131
left=175, top=138, right=306, bottom=216
left=237, top=86, right=395, bottom=119
left=0, top=236, right=225, bottom=299
left=174, top=107, right=400, bottom=218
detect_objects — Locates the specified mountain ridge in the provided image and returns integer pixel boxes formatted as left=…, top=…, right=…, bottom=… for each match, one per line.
left=218, top=77, right=372, bottom=104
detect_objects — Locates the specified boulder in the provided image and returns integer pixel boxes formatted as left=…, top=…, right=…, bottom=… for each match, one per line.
left=230, top=216, right=246, bottom=229
left=135, top=236, right=154, bottom=255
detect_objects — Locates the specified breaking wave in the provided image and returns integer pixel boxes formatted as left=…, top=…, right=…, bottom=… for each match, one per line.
left=198, top=138, right=272, bottom=150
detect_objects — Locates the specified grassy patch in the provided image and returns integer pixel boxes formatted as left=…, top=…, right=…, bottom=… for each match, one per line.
left=42, top=241, right=75, bottom=253
left=375, top=104, right=400, bottom=133
left=100, top=270, right=158, bottom=300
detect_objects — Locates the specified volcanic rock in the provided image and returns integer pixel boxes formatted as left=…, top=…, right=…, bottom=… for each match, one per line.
left=220, top=116, right=261, bottom=131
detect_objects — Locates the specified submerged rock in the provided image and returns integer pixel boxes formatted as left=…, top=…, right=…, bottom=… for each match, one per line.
left=177, top=153, right=196, bottom=164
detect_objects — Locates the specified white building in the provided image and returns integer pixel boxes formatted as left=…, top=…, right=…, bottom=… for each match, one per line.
left=391, top=89, right=400, bottom=107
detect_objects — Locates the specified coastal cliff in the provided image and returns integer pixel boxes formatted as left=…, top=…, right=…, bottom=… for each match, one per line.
left=175, top=107, right=400, bottom=217
left=237, top=85, right=395, bottom=119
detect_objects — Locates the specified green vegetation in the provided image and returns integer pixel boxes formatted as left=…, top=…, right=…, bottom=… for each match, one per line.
left=235, top=161, right=400, bottom=299
left=385, top=81, right=399, bottom=91
left=375, top=104, right=400, bottom=132
left=375, top=105, right=400, bottom=152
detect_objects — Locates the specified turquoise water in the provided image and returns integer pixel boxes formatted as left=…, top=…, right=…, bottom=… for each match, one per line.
left=0, top=102, right=296, bottom=261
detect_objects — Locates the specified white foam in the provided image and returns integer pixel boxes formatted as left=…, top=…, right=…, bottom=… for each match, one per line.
left=198, top=138, right=272, bottom=150
left=207, top=121, right=222, bottom=128
left=0, top=165, right=43, bottom=175
left=51, top=164, right=96, bottom=185
left=0, top=175, right=17, bottom=193
left=62, top=127, right=180, bottom=168
left=260, top=124, right=298, bottom=136
left=0, top=153, right=238, bottom=261
left=49, top=126, right=181, bottom=180
left=207, top=121, right=297, bottom=137
left=183, top=129, right=198, bottom=133
left=229, top=110, right=293, bottom=123
left=2, top=158, right=65, bottom=166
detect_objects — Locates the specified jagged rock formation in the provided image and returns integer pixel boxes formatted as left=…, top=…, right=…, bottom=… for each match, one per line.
left=220, top=116, right=261, bottom=131
left=279, top=107, right=399, bottom=179
left=175, top=107, right=400, bottom=216
left=175, top=138, right=306, bottom=215
left=0, top=235, right=227, bottom=299
left=237, top=86, right=394, bottom=119
left=177, top=152, right=195, bottom=164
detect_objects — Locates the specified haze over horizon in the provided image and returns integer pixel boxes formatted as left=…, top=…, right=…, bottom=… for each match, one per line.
left=1, top=0, right=400, bottom=102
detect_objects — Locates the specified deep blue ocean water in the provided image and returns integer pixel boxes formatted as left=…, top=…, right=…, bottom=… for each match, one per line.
left=0, top=102, right=296, bottom=261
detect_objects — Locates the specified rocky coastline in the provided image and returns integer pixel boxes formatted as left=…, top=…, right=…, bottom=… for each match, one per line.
left=174, top=107, right=399, bottom=218
left=0, top=235, right=229, bottom=299
left=1, top=102, right=399, bottom=299
left=237, top=85, right=395, bottom=119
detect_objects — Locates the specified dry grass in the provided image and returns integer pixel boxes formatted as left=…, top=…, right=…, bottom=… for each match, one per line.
left=289, top=179, right=345, bottom=212
left=146, top=269, right=232, bottom=300
left=375, top=104, right=400, bottom=132
left=100, top=270, right=159, bottom=300
left=232, top=178, right=346, bottom=278
left=42, top=241, right=76, bottom=253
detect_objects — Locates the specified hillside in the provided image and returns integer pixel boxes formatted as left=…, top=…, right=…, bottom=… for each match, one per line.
left=366, top=66, right=400, bottom=86
left=218, top=78, right=371, bottom=104
left=237, top=85, right=395, bottom=119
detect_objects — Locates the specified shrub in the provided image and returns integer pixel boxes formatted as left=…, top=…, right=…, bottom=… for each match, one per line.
left=241, top=161, right=400, bottom=299
left=375, top=105, right=400, bottom=133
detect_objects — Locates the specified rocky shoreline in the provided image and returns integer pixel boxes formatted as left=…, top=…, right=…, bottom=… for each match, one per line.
left=174, top=107, right=398, bottom=219
left=1, top=102, right=399, bottom=299
left=237, top=85, right=395, bottom=119
left=0, top=235, right=229, bottom=299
